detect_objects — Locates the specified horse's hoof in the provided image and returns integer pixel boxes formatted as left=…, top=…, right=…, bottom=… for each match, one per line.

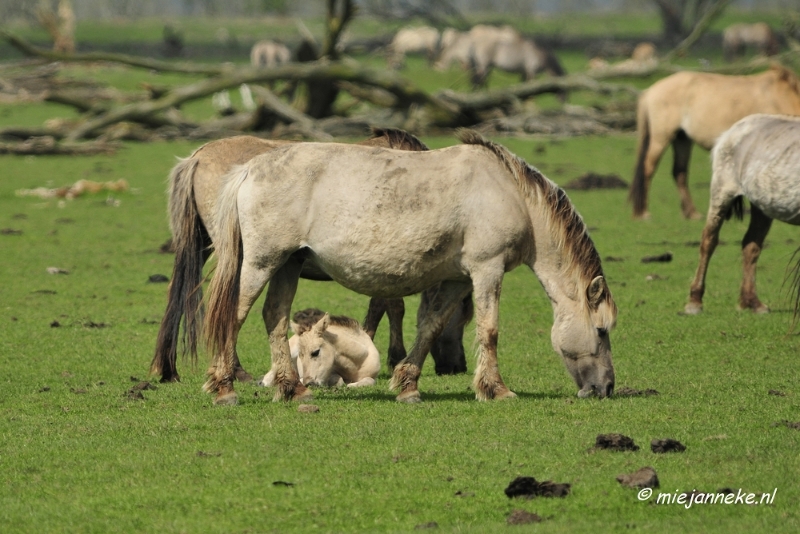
left=494, top=388, right=517, bottom=400
left=234, top=368, right=254, bottom=383
left=292, top=388, right=314, bottom=402
left=633, top=211, right=651, bottom=221
left=213, top=391, right=238, bottom=406
left=687, top=211, right=703, bottom=221
left=684, top=302, right=702, bottom=315
left=396, top=390, right=421, bottom=403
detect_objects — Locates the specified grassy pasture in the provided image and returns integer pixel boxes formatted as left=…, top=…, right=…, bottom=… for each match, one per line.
left=2, top=11, right=800, bottom=533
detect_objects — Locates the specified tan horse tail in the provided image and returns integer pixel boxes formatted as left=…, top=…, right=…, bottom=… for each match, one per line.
left=204, top=165, right=248, bottom=361
left=628, top=94, right=651, bottom=217
left=150, top=157, right=207, bottom=381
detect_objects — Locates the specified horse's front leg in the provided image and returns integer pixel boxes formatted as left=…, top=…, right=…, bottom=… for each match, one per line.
left=390, top=281, right=472, bottom=403
left=738, top=206, right=772, bottom=313
left=685, top=198, right=733, bottom=314
left=262, top=258, right=312, bottom=402
left=471, top=270, right=515, bottom=401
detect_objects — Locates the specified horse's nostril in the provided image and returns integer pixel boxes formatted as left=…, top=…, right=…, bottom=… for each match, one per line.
left=605, top=383, right=615, bottom=397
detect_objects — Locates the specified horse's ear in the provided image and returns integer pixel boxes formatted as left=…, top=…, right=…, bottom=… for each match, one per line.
left=313, top=313, right=330, bottom=334
left=587, top=276, right=607, bottom=309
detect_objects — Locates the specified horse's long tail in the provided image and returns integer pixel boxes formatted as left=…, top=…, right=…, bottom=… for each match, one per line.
left=204, top=165, right=248, bottom=363
left=150, top=157, right=209, bottom=381
left=628, top=95, right=651, bottom=217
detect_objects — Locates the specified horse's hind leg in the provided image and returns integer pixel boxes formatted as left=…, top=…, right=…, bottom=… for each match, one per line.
left=738, top=205, right=772, bottom=313
left=363, top=298, right=407, bottom=370
left=425, top=291, right=472, bottom=375
left=672, top=133, right=701, bottom=220
left=390, top=281, right=472, bottom=403
left=262, top=258, right=312, bottom=402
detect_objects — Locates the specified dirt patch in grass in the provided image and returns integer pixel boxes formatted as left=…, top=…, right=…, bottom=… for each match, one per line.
left=505, top=476, right=570, bottom=498
left=593, top=433, right=639, bottom=451
left=616, top=387, right=659, bottom=397
left=616, top=466, right=659, bottom=488
left=507, top=510, right=543, bottom=525
left=651, top=438, right=686, bottom=453
left=564, top=172, right=628, bottom=190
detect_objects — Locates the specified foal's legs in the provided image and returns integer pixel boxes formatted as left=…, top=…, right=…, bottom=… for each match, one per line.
left=390, top=281, right=473, bottom=403
left=685, top=194, right=737, bottom=314
left=672, top=133, right=700, bottom=220
left=261, top=258, right=312, bottom=402
left=738, top=205, right=772, bottom=313
left=471, top=270, right=515, bottom=400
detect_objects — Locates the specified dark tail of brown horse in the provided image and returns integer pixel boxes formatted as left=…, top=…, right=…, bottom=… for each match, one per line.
left=629, top=101, right=651, bottom=217
left=149, top=158, right=210, bottom=382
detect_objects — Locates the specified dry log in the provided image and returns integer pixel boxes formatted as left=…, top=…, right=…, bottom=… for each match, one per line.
left=247, top=85, right=332, bottom=140
left=0, top=136, right=117, bottom=155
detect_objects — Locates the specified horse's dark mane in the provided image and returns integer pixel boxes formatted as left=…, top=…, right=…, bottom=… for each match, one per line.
left=369, top=127, right=430, bottom=152
left=292, top=308, right=362, bottom=335
left=770, top=64, right=800, bottom=95
left=457, top=129, right=606, bottom=289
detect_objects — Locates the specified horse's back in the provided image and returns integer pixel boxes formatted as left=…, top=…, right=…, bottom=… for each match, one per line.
left=236, top=143, right=531, bottom=297
left=717, top=114, right=800, bottom=223
left=642, top=70, right=800, bottom=148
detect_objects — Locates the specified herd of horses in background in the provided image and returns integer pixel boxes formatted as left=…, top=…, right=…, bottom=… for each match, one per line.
left=149, top=20, right=800, bottom=405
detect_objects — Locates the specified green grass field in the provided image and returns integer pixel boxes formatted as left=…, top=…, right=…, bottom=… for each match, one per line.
left=2, top=11, right=800, bottom=533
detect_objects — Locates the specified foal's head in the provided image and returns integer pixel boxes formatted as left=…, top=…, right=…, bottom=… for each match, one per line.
left=291, top=313, right=336, bottom=387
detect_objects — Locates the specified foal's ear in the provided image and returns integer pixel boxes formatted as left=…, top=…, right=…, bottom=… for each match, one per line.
left=289, top=320, right=299, bottom=334
left=587, top=276, right=607, bottom=309
left=313, top=313, right=331, bottom=334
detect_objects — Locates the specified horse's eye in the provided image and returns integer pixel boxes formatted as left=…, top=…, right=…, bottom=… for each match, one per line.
left=597, top=328, right=608, bottom=338
left=311, top=349, right=320, bottom=357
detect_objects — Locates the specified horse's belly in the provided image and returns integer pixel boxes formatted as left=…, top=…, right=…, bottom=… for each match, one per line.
left=304, top=245, right=468, bottom=298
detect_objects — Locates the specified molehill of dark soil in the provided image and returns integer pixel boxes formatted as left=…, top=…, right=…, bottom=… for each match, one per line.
left=564, top=172, right=628, bottom=190
left=593, top=433, right=640, bottom=451
left=651, top=438, right=686, bottom=453
left=505, top=476, right=570, bottom=499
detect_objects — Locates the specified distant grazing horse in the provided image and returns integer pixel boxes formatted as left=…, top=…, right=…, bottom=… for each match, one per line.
left=685, top=114, right=800, bottom=315
left=387, top=26, right=441, bottom=69
left=723, top=23, right=779, bottom=61
left=203, top=131, right=617, bottom=405
left=149, top=129, right=471, bottom=384
left=260, top=308, right=381, bottom=388
left=629, top=66, right=800, bottom=220
left=250, top=40, right=291, bottom=68
left=472, top=35, right=565, bottom=88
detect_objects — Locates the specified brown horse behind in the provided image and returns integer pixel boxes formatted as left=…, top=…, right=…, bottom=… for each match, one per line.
left=629, top=66, right=800, bottom=220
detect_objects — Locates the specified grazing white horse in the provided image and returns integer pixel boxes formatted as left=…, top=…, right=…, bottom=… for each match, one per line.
left=260, top=309, right=380, bottom=388
left=250, top=40, right=291, bottom=68
left=685, top=114, right=800, bottom=315
left=203, top=131, right=617, bottom=406
left=387, top=26, right=441, bottom=69
left=723, top=23, right=779, bottom=61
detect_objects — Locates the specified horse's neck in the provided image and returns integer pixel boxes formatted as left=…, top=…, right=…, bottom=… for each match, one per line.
left=526, top=207, right=581, bottom=307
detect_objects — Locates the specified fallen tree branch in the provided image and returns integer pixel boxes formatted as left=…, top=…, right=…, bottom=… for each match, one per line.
left=1, top=29, right=227, bottom=75
left=0, top=136, right=118, bottom=155
left=247, top=85, right=332, bottom=140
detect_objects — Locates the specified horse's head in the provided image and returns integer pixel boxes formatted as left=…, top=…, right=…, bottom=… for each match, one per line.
left=291, top=313, right=336, bottom=387
left=551, top=275, right=616, bottom=398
